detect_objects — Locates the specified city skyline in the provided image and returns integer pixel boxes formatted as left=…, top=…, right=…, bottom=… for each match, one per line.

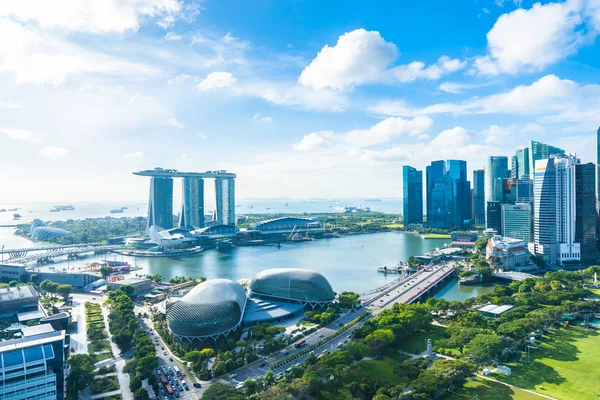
left=0, top=1, right=599, bottom=203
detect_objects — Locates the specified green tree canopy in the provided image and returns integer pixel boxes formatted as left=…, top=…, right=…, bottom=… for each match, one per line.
left=67, top=354, right=96, bottom=392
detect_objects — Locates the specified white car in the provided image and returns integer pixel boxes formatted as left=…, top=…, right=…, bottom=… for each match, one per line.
left=230, top=373, right=237, bottom=378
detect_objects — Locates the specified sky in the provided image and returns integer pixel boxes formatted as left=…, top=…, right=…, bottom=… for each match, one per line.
left=0, top=0, right=599, bottom=203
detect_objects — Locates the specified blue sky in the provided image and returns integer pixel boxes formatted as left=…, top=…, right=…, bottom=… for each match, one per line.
left=0, top=0, right=599, bottom=203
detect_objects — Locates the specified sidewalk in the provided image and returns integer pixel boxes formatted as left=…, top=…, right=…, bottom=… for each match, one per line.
left=101, top=304, right=132, bottom=399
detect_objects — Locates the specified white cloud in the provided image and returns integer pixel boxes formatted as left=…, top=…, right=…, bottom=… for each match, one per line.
left=371, top=74, right=600, bottom=121
left=0, top=100, right=23, bottom=109
left=164, top=31, right=182, bottom=40
left=181, top=153, right=194, bottom=161
left=473, top=0, right=590, bottom=75
left=39, top=146, right=70, bottom=158
left=340, top=116, right=433, bottom=148
left=298, top=29, right=464, bottom=90
left=222, top=32, right=238, bottom=44
left=481, top=125, right=510, bottom=143
left=0, top=19, right=160, bottom=85
left=124, top=151, right=144, bottom=158
left=252, top=114, right=273, bottom=123
left=293, top=132, right=329, bottom=151
left=196, top=71, right=236, bottom=91
left=438, top=81, right=493, bottom=94
left=168, top=117, right=185, bottom=129
left=0, top=0, right=188, bottom=34
left=430, top=126, right=471, bottom=147
left=0, top=127, right=40, bottom=141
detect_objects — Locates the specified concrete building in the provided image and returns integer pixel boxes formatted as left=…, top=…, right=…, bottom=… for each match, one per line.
left=0, top=262, right=28, bottom=282
left=575, top=162, right=597, bottom=263
left=179, top=177, right=205, bottom=229
left=31, top=271, right=100, bottom=288
left=486, top=235, right=530, bottom=269
left=0, top=330, right=66, bottom=400
left=147, top=176, right=174, bottom=230
left=451, top=231, right=478, bottom=248
left=108, top=277, right=153, bottom=294
left=0, top=285, right=39, bottom=318
left=473, top=169, right=485, bottom=226
left=402, top=165, right=423, bottom=225
left=502, top=204, right=531, bottom=243
left=477, top=304, right=514, bottom=318
left=531, top=155, right=580, bottom=265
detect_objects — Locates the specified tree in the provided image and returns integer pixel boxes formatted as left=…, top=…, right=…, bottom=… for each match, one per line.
left=120, top=284, right=135, bottom=297
left=445, top=327, right=481, bottom=354
left=67, top=354, right=96, bottom=392
left=134, top=388, right=149, bottom=400
left=243, top=378, right=260, bottom=396
left=57, top=284, right=72, bottom=300
left=550, top=280, right=562, bottom=292
left=533, top=281, right=550, bottom=293
left=465, top=334, right=512, bottom=365
left=129, top=375, right=142, bottom=392
left=136, top=354, right=159, bottom=379
left=365, top=329, right=395, bottom=356
left=264, top=369, right=275, bottom=387
left=337, top=291, right=360, bottom=309
left=475, top=237, right=489, bottom=251
left=100, top=266, right=113, bottom=279
left=476, top=261, right=494, bottom=281
left=8, top=280, right=17, bottom=287
left=201, top=382, right=245, bottom=400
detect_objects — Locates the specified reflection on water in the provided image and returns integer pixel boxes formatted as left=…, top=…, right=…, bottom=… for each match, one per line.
left=433, top=277, right=497, bottom=302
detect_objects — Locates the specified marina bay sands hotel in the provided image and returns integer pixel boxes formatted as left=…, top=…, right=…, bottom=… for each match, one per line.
left=133, top=168, right=236, bottom=230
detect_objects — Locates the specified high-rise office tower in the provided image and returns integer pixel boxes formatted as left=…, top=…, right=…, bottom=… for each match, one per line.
left=575, top=162, right=597, bottom=263
left=485, top=156, right=508, bottom=227
left=486, top=201, right=502, bottom=234
left=529, top=140, right=565, bottom=178
left=597, top=126, right=600, bottom=210
left=426, top=160, right=445, bottom=224
left=402, top=166, right=423, bottom=225
left=511, top=155, right=518, bottom=179
left=502, top=203, right=531, bottom=243
left=532, top=155, right=580, bottom=265
left=513, top=148, right=530, bottom=178
left=516, top=175, right=534, bottom=204
left=446, top=160, right=471, bottom=228
left=472, top=169, right=485, bottom=226
left=503, top=178, right=517, bottom=204
left=0, top=330, right=66, bottom=400
left=179, top=177, right=205, bottom=229
left=429, top=174, right=454, bottom=229
left=215, top=177, right=235, bottom=226
left=147, top=176, right=174, bottom=230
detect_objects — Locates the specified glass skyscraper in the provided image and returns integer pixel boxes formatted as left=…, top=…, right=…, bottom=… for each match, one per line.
left=179, top=177, right=205, bottom=229
left=485, top=156, right=508, bottom=228
left=472, top=169, right=485, bottom=226
left=486, top=201, right=502, bottom=234
left=402, top=165, right=423, bottom=225
left=426, top=160, right=445, bottom=224
left=597, top=126, right=600, bottom=210
left=502, top=203, right=531, bottom=243
left=575, top=162, right=597, bottom=263
left=429, top=174, right=454, bottom=229
left=446, top=160, right=471, bottom=228
left=529, top=140, right=565, bottom=178
left=512, top=148, right=530, bottom=178
left=147, top=176, right=174, bottom=230
left=215, top=177, right=236, bottom=226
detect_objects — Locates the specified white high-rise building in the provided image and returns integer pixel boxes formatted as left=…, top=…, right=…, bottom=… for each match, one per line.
left=531, top=154, right=580, bottom=265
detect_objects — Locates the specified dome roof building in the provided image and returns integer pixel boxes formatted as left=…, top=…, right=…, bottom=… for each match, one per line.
left=29, top=219, right=71, bottom=241
left=166, top=279, right=247, bottom=341
left=248, top=268, right=335, bottom=307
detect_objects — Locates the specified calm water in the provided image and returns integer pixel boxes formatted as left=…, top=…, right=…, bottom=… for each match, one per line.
left=3, top=230, right=496, bottom=298
left=433, top=278, right=496, bottom=302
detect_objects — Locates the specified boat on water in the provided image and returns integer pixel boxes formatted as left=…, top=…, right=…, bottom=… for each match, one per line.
left=54, top=205, right=74, bottom=211
left=110, top=209, right=124, bottom=214
left=120, top=206, right=128, bottom=210
left=0, top=209, right=6, bottom=212
left=49, top=209, right=60, bottom=212
left=364, top=198, right=382, bottom=202
left=13, top=213, right=21, bottom=220
left=8, top=208, right=17, bottom=211
left=334, top=205, right=371, bottom=213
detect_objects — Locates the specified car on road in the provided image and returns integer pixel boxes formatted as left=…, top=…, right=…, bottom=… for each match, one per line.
left=169, top=357, right=173, bottom=361
left=231, top=373, right=237, bottom=378
left=259, top=362, right=266, bottom=367
left=193, top=383, right=202, bottom=388
left=163, top=351, right=167, bottom=355
left=318, top=333, right=324, bottom=337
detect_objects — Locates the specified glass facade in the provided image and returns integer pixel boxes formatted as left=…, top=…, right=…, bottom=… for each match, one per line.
left=429, top=174, right=454, bottom=229
left=402, top=165, right=423, bottom=225
left=249, top=268, right=335, bottom=304
left=167, top=279, right=247, bottom=340
left=529, top=140, right=565, bottom=179
left=502, top=204, right=531, bottom=243
left=446, top=160, right=471, bottom=228
left=597, top=127, right=600, bottom=210
left=179, top=177, right=205, bottom=229
left=147, top=176, right=174, bottom=230
left=215, top=178, right=236, bottom=226
left=533, top=158, right=557, bottom=260
left=486, top=201, right=502, bottom=234
left=514, top=148, right=530, bottom=178
left=485, top=156, right=508, bottom=228
left=575, top=163, right=597, bottom=263
left=472, top=169, right=485, bottom=226
left=426, top=160, right=445, bottom=224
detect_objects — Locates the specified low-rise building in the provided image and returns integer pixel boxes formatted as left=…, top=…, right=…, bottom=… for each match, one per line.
left=486, top=235, right=530, bottom=268
left=451, top=231, right=478, bottom=248
left=477, top=304, right=514, bottom=318
left=108, top=277, right=153, bottom=294
left=0, top=285, right=40, bottom=318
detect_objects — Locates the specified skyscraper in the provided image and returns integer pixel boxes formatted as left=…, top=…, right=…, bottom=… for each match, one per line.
left=402, top=165, right=423, bottom=225
left=514, top=148, right=530, bottom=178
left=215, top=177, right=236, bottom=226
left=532, top=155, right=580, bottom=265
left=575, top=162, right=597, bottom=263
left=426, top=160, right=445, bottom=224
left=179, top=177, right=205, bottom=229
left=529, top=140, right=565, bottom=178
left=516, top=175, right=534, bottom=205
left=502, top=203, right=531, bottom=243
left=446, top=160, right=471, bottom=228
left=485, top=156, right=508, bottom=227
left=472, top=170, right=485, bottom=226
left=511, top=155, right=518, bottom=179
left=597, top=126, right=600, bottom=210
left=486, top=201, right=502, bottom=234
left=147, top=176, right=174, bottom=230
left=429, top=174, right=454, bottom=229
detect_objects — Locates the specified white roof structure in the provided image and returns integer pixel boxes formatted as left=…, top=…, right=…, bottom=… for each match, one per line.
left=477, top=304, right=514, bottom=316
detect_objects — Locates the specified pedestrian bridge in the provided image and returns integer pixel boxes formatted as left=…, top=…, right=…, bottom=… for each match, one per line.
left=494, top=271, right=536, bottom=281
left=1, top=244, right=123, bottom=264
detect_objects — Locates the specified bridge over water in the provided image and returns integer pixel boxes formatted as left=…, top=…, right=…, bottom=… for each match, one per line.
left=0, top=244, right=123, bottom=264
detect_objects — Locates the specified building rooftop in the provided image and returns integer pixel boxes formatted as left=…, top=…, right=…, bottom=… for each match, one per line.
left=243, top=298, right=305, bottom=324
left=110, top=277, right=152, bottom=285
left=21, top=324, right=55, bottom=337
left=477, top=304, right=514, bottom=315
left=17, top=308, right=47, bottom=322
left=0, top=330, right=65, bottom=353
left=134, top=168, right=236, bottom=179
left=0, top=285, right=39, bottom=303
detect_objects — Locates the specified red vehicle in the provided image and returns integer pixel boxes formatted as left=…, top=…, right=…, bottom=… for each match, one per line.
left=316, top=353, right=324, bottom=360
left=294, top=339, right=306, bottom=348
left=165, top=384, right=174, bottom=395
left=160, top=376, right=168, bottom=385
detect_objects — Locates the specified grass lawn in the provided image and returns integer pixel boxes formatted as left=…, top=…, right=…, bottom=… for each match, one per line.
left=86, top=314, right=104, bottom=322
left=422, top=233, right=452, bottom=239
left=360, top=352, right=410, bottom=385
left=382, top=223, right=404, bottom=229
left=91, top=352, right=113, bottom=363
left=397, top=324, right=447, bottom=355
left=495, top=327, right=600, bottom=400
left=444, top=377, right=543, bottom=400
left=588, top=288, right=600, bottom=297
left=88, top=340, right=111, bottom=353
left=90, top=376, right=119, bottom=394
